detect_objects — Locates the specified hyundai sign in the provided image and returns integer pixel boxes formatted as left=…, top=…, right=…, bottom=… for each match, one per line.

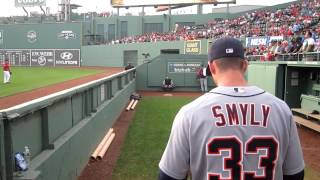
left=0, top=49, right=80, bottom=67
left=15, top=0, right=46, bottom=7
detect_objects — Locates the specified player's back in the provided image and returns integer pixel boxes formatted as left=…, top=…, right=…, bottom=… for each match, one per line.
left=179, top=86, right=304, bottom=180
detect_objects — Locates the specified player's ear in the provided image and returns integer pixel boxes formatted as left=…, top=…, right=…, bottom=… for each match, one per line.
left=208, top=61, right=216, bottom=75
left=241, top=59, right=248, bottom=73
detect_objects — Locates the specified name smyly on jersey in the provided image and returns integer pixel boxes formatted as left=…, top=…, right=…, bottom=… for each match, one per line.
left=211, top=103, right=271, bottom=128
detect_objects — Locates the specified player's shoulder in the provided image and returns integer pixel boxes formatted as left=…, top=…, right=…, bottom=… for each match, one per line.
left=263, top=90, right=287, bottom=104
left=178, top=93, right=217, bottom=116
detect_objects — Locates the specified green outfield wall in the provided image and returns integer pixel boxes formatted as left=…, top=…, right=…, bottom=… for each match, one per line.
left=81, top=40, right=211, bottom=67
left=0, top=23, right=82, bottom=67
left=0, top=69, right=135, bottom=180
left=0, top=23, right=81, bottom=49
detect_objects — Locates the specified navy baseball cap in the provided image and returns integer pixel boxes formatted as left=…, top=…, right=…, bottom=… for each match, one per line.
left=206, top=37, right=245, bottom=76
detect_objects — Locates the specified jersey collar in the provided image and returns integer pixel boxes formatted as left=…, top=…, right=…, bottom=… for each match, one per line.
left=209, top=86, right=266, bottom=97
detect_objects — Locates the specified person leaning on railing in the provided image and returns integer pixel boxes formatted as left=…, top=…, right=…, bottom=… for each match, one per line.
left=298, top=31, right=315, bottom=61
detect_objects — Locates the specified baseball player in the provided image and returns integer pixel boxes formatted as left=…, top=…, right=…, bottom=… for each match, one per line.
left=3, top=59, right=11, bottom=84
left=159, top=37, right=304, bottom=180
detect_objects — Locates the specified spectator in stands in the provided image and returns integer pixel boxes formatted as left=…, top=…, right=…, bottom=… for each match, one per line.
left=274, top=40, right=285, bottom=60
left=300, top=31, right=315, bottom=53
left=300, top=31, right=315, bottom=61
left=103, top=0, right=320, bottom=49
left=162, top=76, right=174, bottom=91
left=292, top=37, right=304, bottom=53
left=311, top=27, right=318, bottom=40
left=125, top=63, right=134, bottom=70
left=314, top=39, right=320, bottom=52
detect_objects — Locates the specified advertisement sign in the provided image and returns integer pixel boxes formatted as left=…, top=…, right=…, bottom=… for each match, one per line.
left=246, top=37, right=269, bottom=47
left=111, top=0, right=234, bottom=7
left=31, top=50, right=54, bottom=66
left=168, top=62, right=201, bottom=73
left=269, top=36, right=284, bottom=42
left=184, top=40, right=201, bottom=55
left=55, top=49, right=80, bottom=66
left=246, top=36, right=284, bottom=47
left=0, top=49, right=80, bottom=67
left=15, top=0, right=46, bottom=7
left=57, top=30, right=77, bottom=40
left=27, top=30, right=37, bottom=43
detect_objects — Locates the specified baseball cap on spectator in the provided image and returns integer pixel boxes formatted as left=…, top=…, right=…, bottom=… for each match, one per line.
left=206, top=37, right=245, bottom=76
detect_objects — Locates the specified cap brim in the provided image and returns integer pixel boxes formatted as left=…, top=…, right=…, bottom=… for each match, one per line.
left=206, top=64, right=212, bottom=77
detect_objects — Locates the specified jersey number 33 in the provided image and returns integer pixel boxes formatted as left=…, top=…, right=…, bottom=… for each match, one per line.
left=207, top=136, right=279, bottom=180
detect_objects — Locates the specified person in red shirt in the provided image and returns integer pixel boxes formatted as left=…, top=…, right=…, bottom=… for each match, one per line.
left=3, top=59, right=11, bottom=84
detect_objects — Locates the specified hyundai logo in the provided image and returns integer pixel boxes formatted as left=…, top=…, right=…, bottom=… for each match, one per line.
left=60, top=52, right=73, bottom=60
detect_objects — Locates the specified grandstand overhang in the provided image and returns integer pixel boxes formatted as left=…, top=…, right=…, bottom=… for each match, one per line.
left=111, top=0, right=236, bottom=8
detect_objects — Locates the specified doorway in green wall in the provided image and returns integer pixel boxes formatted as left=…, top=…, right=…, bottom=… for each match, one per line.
left=123, top=50, right=138, bottom=67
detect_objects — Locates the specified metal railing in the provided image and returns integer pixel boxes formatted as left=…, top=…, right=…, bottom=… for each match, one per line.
left=246, top=51, right=320, bottom=62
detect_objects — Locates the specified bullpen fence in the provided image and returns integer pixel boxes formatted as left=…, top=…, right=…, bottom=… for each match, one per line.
left=0, top=68, right=136, bottom=180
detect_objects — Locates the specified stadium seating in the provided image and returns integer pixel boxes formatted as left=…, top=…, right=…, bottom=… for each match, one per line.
left=109, top=0, right=320, bottom=46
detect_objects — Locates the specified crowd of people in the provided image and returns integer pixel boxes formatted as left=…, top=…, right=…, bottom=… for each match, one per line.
left=245, top=30, right=320, bottom=61
left=208, top=0, right=320, bottom=38
left=107, top=0, right=320, bottom=45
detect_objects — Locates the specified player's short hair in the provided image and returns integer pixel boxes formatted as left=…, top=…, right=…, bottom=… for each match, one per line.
left=214, top=57, right=245, bottom=72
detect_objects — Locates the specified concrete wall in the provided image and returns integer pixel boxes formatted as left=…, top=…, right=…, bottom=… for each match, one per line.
left=0, top=70, right=136, bottom=180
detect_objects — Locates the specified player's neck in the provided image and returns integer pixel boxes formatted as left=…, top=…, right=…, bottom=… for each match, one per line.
left=215, top=72, right=247, bottom=87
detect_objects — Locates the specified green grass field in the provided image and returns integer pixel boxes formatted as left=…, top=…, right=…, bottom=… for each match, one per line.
left=0, top=67, right=103, bottom=97
left=112, top=96, right=320, bottom=180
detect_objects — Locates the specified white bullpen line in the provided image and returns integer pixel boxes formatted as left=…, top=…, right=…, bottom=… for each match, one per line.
left=0, top=70, right=130, bottom=113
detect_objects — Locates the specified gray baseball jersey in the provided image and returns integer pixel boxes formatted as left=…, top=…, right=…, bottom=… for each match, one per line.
left=159, top=86, right=304, bottom=180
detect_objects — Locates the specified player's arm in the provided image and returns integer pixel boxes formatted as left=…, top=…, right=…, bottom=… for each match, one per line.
left=282, top=112, right=305, bottom=178
left=283, top=169, right=304, bottom=180
left=159, top=169, right=187, bottom=180
left=158, top=107, right=190, bottom=180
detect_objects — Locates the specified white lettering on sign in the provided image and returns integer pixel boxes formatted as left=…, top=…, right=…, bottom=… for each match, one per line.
left=250, top=38, right=267, bottom=46
left=55, top=60, right=78, bottom=65
left=18, top=0, right=45, bottom=3
left=31, top=51, right=53, bottom=56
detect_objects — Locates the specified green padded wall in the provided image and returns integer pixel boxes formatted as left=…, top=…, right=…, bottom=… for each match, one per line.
left=81, top=39, right=210, bottom=67
left=11, top=112, right=43, bottom=160
left=0, top=23, right=82, bottom=49
left=136, top=54, right=215, bottom=91
left=248, top=63, right=280, bottom=96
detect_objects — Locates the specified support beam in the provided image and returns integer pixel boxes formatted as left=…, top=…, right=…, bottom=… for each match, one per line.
left=197, top=4, right=203, bottom=14
left=22, top=7, right=28, bottom=17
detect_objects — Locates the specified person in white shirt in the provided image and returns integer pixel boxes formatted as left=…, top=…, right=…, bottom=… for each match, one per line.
left=300, top=31, right=315, bottom=61
left=300, top=31, right=315, bottom=52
